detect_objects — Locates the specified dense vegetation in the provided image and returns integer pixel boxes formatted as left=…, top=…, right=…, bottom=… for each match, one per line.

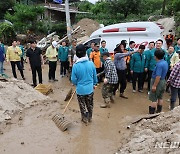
left=76, top=0, right=179, bottom=26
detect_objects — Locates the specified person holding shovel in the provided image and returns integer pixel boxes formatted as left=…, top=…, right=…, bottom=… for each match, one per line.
left=71, top=44, right=98, bottom=124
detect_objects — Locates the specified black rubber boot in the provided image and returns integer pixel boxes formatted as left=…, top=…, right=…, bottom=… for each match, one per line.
left=156, top=105, right=162, bottom=113
left=170, top=101, right=175, bottom=110
left=149, top=106, right=155, bottom=114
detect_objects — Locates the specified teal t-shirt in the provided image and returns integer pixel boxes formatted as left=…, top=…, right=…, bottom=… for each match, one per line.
left=86, top=48, right=93, bottom=58
left=174, top=45, right=180, bottom=52
left=58, top=46, right=69, bottom=62
left=99, top=47, right=108, bottom=63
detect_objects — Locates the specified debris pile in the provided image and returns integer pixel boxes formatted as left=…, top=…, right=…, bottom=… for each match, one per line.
left=118, top=107, right=180, bottom=154
left=73, top=18, right=100, bottom=37
left=156, top=17, right=175, bottom=36
left=0, top=78, right=48, bottom=122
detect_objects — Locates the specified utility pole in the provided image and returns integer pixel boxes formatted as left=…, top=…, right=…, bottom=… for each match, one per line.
left=162, top=0, right=166, bottom=15
left=65, top=0, right=72, bottom=43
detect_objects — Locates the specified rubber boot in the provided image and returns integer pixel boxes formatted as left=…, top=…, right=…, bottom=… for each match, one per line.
left=100, top=98, right=111, bottom=108
left=170, top=101, right=175, bottom=110
left=81, top=113, right=88, bottom=124
left=149, top=106, right=155, bottom=114
left=156, top=105, right=162, bottom=113
left=110, top=95, right=115, bottom=103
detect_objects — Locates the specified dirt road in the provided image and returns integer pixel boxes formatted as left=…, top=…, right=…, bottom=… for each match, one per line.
left=0, top=62, right=171, bottom=154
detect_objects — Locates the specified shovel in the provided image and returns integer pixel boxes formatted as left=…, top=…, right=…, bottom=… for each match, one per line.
left=52, top=90, right=76, bottom=131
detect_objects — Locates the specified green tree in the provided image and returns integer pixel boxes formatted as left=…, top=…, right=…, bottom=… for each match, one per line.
left=5, top=4, right=45, bottom=33
left=75, top=1, right=94, bottom=12
left=0, top=0, right=14, bottom=19
left=0, top=23, right=15, bottom=44
left=109, top=0, right=142, bottom=18
left=91, top=1, right=109, bottom=14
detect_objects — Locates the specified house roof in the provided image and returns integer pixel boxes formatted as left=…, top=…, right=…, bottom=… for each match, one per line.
left=43, top=3, right=88, bottom=14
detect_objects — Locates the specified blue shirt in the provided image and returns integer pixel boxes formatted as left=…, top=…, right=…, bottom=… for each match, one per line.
left=0, top=44, right=5, bottom=54
left=71, top=58, right=98, bottom=95
left=114, top=52, right=130, bottom=70
left=0, top=46, right=5, bottom=62
left=151, top=59, right=168, bottom=80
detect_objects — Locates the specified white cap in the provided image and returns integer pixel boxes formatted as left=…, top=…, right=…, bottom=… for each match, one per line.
left=52, top=41, right=58, bottom=48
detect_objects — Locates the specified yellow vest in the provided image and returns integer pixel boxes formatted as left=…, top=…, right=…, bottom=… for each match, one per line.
left=45, top=46, right=58, bottom=62
left=6, top=46, right=22, bottom=61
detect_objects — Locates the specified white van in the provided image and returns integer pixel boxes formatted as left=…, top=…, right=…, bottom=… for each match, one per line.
left=84, top=21, right=167, bottom=52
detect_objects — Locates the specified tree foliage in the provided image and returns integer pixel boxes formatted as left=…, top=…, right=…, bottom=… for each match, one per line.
left=0, top=0, right=14, bottom=19
left=5, top=4, right=45, bottom=33
left=0, top=23, right=16, bottom=44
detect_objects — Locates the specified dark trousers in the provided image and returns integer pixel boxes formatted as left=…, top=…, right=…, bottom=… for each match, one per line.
left=60, top=61, right=68, bottom=75
left=148, top=70, right=153, bottom=91
left=21, top=57, right=24, bottom=69
left=127, top=63, right=132, bottom=82
left=114, top=69, right=127, bottom=94
left=96, top=68, right=102, bottom=83
left=132, top=72, right=143, bottom=90
left=77, top=93, right=94, bottom=120
left=166, top=70, right=171, bottom=92
left=142, top=71, right=147, bottom=89
left=49, top=61, right=57, bottom=80
left=31, top=65, right=42, bottom=87
left=170, top=86, right=180, bottom=110
left=10, top=61, right=24, bottom=79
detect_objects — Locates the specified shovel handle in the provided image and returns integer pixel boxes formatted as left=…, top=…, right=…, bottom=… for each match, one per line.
left=62, top=90, right=76, bottom=115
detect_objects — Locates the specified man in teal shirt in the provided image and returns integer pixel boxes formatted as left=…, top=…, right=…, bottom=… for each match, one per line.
left=144, top=41, right=155, bottom=92
left=174, top=38, right=180, bottom=52
left=99, top=40, right=108, bottom=82
left=0, top=40, right=5, bottom=51
left=130, top=45, right=146, bottom=93
left=17, top=40, right=25, bottom=69
left=99, top=40, right=108, bottom=63
left=145, top=39, right=168, bottom=92
left=86, top=42, right=95, bottom=58
left=126, top=41, right=135, bottom=82
left=58, top=41, right=69, bottom=77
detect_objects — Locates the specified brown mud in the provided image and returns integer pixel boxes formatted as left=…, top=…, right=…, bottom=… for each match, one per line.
left=0, top=62, right=172, bottom=154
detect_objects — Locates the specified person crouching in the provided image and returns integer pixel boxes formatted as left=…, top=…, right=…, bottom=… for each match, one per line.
left=71, top=44, right=98, bottom=124
left=100, top=52, right=118, bottom=108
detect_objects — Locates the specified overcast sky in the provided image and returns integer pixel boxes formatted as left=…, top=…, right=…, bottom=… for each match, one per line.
left=87, top=0, right=98, bottom=4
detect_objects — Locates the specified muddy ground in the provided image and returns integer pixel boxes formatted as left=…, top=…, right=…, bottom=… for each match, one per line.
left=0, top=62, right=173, bottom=154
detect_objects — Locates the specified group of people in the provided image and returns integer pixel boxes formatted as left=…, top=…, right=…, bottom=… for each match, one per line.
left=0, top=37, right=179, bottom=124
left=71, top=38, right=180, bottom=123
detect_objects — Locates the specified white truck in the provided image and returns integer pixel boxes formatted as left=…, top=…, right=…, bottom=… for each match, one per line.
left=84, top=21, right=166, bottom=52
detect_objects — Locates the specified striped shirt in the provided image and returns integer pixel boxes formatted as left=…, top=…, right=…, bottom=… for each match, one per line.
left=104, top=57, right=118, bottom=84
left=168, top=61, right=180, bottom=88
